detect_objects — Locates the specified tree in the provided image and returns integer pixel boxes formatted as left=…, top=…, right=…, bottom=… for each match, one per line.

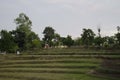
left=11, top=29, right=26, bottom=50
left=65, top=35, right=74, bottom=47
left=43, top=26, right=55, bottom=46
left=60, top=37, right=66, bottom=45
left=61, top=35, right=74, bottom=47
left=27, top=32, right=41, bottom=49
left=102, top=36, right=115, bottom=48
left=0, top=30, right=18, bottom=52
left=94, top=27, right=103, bottom=47
left=14, top=13, right=32, bottom=50
left=108, top=36, right=115, bottom=46
left=74, top=37, right=82, bottom=46
left=117, top=26, right=120, bottom=33
left=53, top=33, right=61, bottom=46
left=98, top=27, right=101, bottom=37
left=81, top=28, right=95, bottom=46
left=13, top=13, right=40, bottom=50
left=115, top=33, right=120, bottom=45
left=15, top=13, right=32, bottom=33
left=94, top=37, right=103, bottom=47
left=115, top=26, right=120, bottom=46
left=31, top=39, right=41, bottom=49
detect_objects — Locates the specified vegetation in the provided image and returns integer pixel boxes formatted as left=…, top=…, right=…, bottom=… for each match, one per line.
left=61, top=35, right=74, bottom=47
left=0, top=48, right=119, bottom=80
left=81, top=28, right=95, bottom=46
left=0, top=30, right=18, bottom=53
left=0, top=13, right=120, bottom=80
left=0, top=13, right=120, bottom=53
left=43, top=26, right=55, bottom=46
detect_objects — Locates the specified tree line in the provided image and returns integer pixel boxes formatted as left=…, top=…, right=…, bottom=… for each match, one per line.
left=0, top=13, right=120, bottom=53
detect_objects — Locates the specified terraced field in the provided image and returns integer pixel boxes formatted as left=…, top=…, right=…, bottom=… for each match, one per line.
left=0, top=48, right=120, bottom=80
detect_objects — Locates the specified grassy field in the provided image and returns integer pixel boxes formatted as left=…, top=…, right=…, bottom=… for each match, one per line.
left=0, top=48, right=120, bottom=80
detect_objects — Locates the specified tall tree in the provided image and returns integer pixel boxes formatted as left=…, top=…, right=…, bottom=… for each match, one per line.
left=13, top=13, right=40, bottom=50
left=14, top=13, right=32, bottom=50
left=81, top=28, right=95, bottom=46
left=94, top=27, right=103, bottom=47
left=43, top=26, right=55, bottom=46
left=15, top=13, right=32, bottom=33
left=11, top=29, right=26, bottom=50
left=98, top=27, right=101, bottom=37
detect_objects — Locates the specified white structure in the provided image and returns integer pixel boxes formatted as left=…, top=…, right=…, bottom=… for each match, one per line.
left=17, top=51, right=20, bottom=55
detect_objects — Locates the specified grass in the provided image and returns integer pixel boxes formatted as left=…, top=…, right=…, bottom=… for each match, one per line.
left=0, top=48, right=119, bottom=80
left=0, top=72, right=119, bottom=80
left=0, top=63, right=99, bottom=69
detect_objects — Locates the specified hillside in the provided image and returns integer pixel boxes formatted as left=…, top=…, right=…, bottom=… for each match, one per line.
left=0, top=48, right=120, bottom=80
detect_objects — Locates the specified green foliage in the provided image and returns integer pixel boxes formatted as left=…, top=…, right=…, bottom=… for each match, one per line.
left=0, top=30, right=18, bottom=52
left=31, top=39, right=41, bottom=48
left=1, top=12, right=120, bottom=51
left=61, top=35, right=74, bottom=47
left=74, top=37, right=82, bottom=46
left=65, top=35, right=74, bottom=47
left=15, top=13, right=32, bottom=33
left=27, top=32, right=40, bottom=49
left=53, top=33, right=61, bottom=46
left=43, top=26, right=55, bottom=46
left=14, top=13, right=32, bottom=50
left=102, top=36, right=116, bottom=49
left=12, top=13, right=41, bottom=50
left=81, top=28, right=95, bottom=46
left=94, top=37, right=104, bottom=47
left=108, top=36, right=115, bottom=46
left=115, top=33, right=120, bottom=45
left=11, top=29, right=26, bottom=50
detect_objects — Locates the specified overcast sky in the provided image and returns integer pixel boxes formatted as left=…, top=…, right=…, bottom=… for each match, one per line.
left=0, top=0, right=120, bottom=38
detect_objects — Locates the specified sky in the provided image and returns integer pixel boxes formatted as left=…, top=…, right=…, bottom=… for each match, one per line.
left=0, top=0, right=120, bottom=38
